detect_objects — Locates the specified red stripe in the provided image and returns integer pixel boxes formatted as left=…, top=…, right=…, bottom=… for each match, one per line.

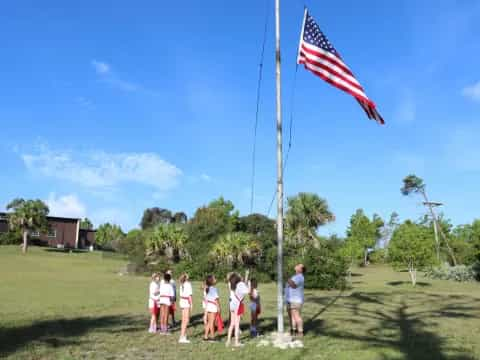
left=299, top=58, right=372, bottom=105
left=301, top=43, right=354, bottom=77
left=299, top=50, right=364, bottom=92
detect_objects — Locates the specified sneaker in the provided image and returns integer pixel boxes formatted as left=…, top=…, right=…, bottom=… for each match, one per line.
left=233, top=343, right=245, bottom=348
left=178, top=337, right=190, bottom=344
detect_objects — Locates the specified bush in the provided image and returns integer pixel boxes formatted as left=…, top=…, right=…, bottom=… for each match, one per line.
left=425, top=263, right=476, bottom=282
left=285, top=244, right=348, bottom=290
left=0, top=231, right=21, bottom=245
left=472, top=262, right=480, bottom=281
left=369, top=248, right=388, bottom=264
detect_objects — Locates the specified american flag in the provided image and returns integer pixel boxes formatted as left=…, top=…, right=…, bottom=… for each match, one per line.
left=297, top=10, right=385, bottom=125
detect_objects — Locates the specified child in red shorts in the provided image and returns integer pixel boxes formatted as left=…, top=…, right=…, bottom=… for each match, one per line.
left=148, top=273, right=161, bottom=333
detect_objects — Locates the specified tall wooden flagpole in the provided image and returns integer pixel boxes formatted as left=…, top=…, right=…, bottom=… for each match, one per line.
left=274, top=0, right=284, bottom=334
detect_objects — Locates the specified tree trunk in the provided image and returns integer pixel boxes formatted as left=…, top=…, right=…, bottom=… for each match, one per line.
left=22, top=230, right=28, bottom=253
left=364, top=249, right=368, bottom=266
left=408, top=266, right=416, bottom=286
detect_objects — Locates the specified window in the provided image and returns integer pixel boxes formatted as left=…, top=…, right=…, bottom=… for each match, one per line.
left=0, top=215, right=7, bottom=221
left=31, top=231, right=40, bottom=237
left=48, top=229, right=57, bottom=238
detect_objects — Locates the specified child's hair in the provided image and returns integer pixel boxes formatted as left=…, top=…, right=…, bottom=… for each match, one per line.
left=179, top=273, right=189, bottom=284
left=179, top=273, right=188, bottom=291
left=164, top=272, right=172, bottom=283
left=151, top=272, right=159, bottom=280
left=228, top=272, right=242, bottom=291
left=205, top=274, right=215, bottom=294
left=250, top=278, right=258, bottom=289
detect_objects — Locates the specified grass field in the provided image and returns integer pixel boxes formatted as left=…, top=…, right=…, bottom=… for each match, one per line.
left=1, top=246, right=480, bottom=360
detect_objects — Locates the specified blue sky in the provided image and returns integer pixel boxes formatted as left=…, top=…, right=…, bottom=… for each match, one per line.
left=1, top=0, right=480, bottom=235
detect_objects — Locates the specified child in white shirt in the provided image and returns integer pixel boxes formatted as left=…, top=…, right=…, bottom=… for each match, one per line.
left=178, top=273, right=193, bottom=344
left=203, top=275, right=220, bottom=342
left=148, top=273, right=161, bottom=333
left=158, top=272, right=174, bottom=334
left=226, top=273, right=250, bottom=347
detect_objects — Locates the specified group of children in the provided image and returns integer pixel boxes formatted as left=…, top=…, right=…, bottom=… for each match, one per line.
left=148, top=270, right=260, bottom=346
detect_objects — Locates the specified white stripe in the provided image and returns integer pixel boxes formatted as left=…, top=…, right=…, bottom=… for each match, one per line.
left=301, top=41, right=351, bottom=74
left=300, top=46, right=362, bottom=88
left=299, top=56, right=370, bottom=102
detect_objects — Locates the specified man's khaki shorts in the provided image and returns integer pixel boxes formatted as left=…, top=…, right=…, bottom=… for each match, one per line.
left=288, top=302, right=303, bottom=311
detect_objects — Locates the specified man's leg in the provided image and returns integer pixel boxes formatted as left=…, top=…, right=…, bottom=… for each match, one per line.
left=291, top=307, right=303, bottom=337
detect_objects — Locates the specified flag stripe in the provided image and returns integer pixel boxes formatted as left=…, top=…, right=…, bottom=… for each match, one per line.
left=301, top=42, right=354, bottom=77
left=298, top=56, right=372, bottom=105
left=299, top=48, right=364, bottom=91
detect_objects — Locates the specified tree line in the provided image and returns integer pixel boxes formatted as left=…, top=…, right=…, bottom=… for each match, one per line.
left=2, top=174, right=479, bottom=288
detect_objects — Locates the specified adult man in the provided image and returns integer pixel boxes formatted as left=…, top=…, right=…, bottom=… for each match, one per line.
left=286, top=264, right=306, bottom=337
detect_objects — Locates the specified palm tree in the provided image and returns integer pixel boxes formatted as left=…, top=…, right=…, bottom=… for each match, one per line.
left=145, top=224, right=188, bottom=262
left=210, top=232, right=261, bottom=268
left=401, top=175, right=457, bottom=265
left=6, top=198, right=49, bottom=253
left=285, top=192, right=334, bottom=249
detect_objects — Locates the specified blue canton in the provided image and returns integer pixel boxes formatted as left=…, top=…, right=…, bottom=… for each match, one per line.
left=303, top=13, right=338, bottom=56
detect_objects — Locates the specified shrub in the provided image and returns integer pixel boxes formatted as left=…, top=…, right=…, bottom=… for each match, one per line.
left=0, top=231, right=22, bottom=245
left=369, top=248, right=388, bottom=264
left=425, top=263, right=476, bottom=282
left=285, top=244, right=348, bottom=290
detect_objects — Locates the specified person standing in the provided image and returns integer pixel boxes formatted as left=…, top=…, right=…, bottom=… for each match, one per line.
left=286, top=264, right=306, bottom=337
left=148, top=273, right=161, bottom=333
left=203, top=275, right=220, bottom=342
left=178, top=273, right=193, bottom=344
left=158, top=272, right=174, bottom=334
left=226, top=273, right=249, bottom=347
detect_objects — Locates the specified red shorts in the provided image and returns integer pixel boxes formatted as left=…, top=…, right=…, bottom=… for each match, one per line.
left=237, top=302, right=245, bottom=316
left=150, top=306, right=159, bottom=316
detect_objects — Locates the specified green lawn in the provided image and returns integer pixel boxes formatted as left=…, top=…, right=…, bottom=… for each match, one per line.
left=1, top=246, right=479, bottom=360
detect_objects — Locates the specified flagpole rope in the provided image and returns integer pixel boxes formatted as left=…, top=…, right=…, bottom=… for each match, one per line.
left=267, top=64, right=299, bottom=216
left=250, top=0, right=271, bottom=214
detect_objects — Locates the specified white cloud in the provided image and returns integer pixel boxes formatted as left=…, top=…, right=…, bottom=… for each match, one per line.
left=91, top=60, right=111, bottom=75
left=90, top=59, right=159, bottom=96
left=45, top=193, right=87, bottom=219
left=22, top=144, right=182, bottom=192
left=200, top=173, right=212, bottom=182
left=462, top=81, right=480, bottom=102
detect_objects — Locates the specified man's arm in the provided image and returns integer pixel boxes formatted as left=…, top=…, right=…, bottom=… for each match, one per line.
left=287, top=278, right=297, bottom=289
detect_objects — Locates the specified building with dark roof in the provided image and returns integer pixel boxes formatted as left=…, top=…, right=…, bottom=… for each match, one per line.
left=0, top=212, right=95, bottom=249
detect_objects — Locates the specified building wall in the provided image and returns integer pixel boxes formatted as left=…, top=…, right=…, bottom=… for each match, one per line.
left=0, top=219, right=8, bottom=233
left=79, top=229, right=96, bottom=248
left=33, top=218, right=79, bottom=248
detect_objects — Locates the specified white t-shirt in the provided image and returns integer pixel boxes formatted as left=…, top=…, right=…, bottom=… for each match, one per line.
left=179, top=281, right=193, bottom=308
left=205, top=286, right=219, bottom=313
left=158, top=282, right=174, bottom=306
left=287, top=273, right=304, bottom=304
left=229, top=281, right=249, bottom=311
left=148, top=281, right=160, bottom=308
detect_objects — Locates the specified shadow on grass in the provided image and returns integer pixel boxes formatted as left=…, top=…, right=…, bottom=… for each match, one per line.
left=303, top=291, right=478, bottom=360
left=0, top=315, right=143, bottom=358
left=386, top=281, right=431, bottom=287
